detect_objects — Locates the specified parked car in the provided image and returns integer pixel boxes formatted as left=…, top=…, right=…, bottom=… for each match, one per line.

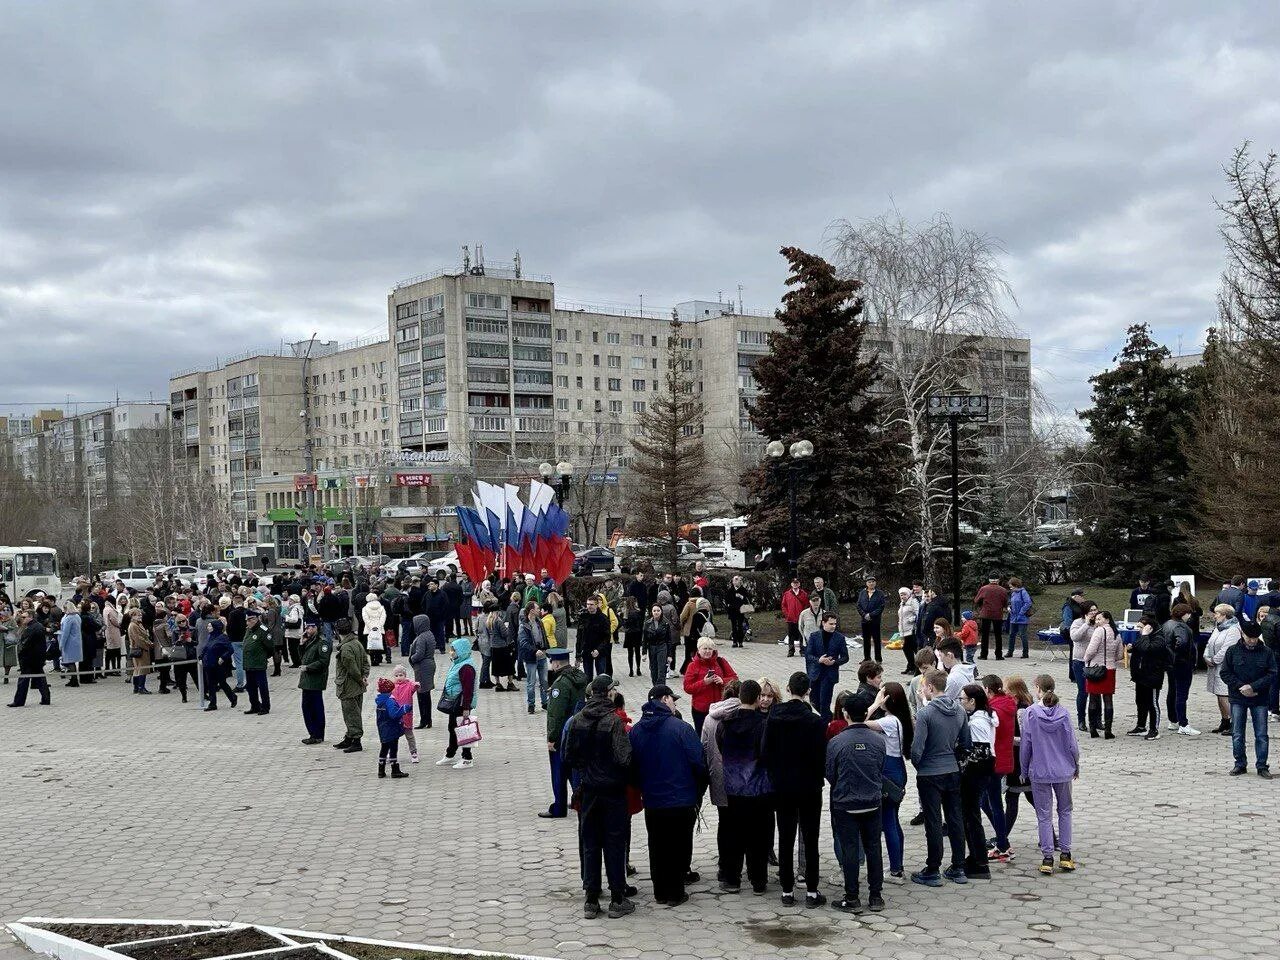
left=613, top=538, right=704, bottom=574
left=573, top=546, right=617, bottom=576
left=383, top=557, right=426, bottom=578
left=161, top=565, right=201, bottom=585
left=426, top=550, right=461, bottom=578
left=101, top=568, right=157, bottom=591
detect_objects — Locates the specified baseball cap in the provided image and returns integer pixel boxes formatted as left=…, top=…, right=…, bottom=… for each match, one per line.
left=589, top=674, right=619, bottom=695
left=648, top=684, right=680, bottom=701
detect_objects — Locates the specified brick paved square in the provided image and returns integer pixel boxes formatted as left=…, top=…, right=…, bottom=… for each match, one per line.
left=3, top=641, right=1277, bottom=960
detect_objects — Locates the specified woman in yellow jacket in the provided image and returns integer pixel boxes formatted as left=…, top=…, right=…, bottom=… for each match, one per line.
left=592, top=591, right=619, bottom=676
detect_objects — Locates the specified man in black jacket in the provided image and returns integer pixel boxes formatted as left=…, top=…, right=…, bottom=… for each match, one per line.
left=562, top=674, right=635, bottom=919
left=728, top=575, right=752, bottom=648
left=7, top=612, right=51, bottom=707
left=762, top=671, right=827, bottom=907
left=576, top=597, right=612, bottom=682
left=915, top=589, right=949, bottom=652
left=856, top=577, right=886, bottom=662
left=1222, top=620, right=1277, bottom=778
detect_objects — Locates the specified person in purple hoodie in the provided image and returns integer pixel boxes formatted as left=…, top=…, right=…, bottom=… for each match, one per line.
left=1021, top=674, right=1080, bottom=876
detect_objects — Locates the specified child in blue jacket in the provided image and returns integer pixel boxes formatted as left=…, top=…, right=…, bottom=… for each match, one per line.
left=375, top=676, right=409, bottom=779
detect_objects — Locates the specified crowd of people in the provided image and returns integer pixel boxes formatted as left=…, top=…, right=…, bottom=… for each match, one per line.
left=3, top=560, right=1276, bottom=921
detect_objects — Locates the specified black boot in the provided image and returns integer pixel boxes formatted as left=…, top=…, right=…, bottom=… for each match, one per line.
left=378, top=761, right=387, bottom=778
left=333, top=736, right=352, bottom=750
left=343, top=738, right=363, bottom=753
left=391, top=763, right=409, bottom=779
left=1087, top=703, right=1101, bottom=738
left=1103, top=705, right=1115, bottom=739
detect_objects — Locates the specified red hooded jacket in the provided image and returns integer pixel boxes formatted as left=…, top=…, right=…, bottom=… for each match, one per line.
left=988, top=692, right=1017, bottom=775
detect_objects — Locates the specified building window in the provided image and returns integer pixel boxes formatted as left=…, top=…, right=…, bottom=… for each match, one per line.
left=592, top=331, right=599, bottom=343
left=609, top=400, right=623, bottom=413
left=555, top=328, right=567, bottom=341
left=593, top=354, right=600, bottom=367
left=467, top=341, right=509, bottom=359
left=631, top=356, right=646, bottom=369
left=632, top=379, right=647, bottom=391
left=467, top=365, right=508, bottom=384
left=395, top=301, right=419, bottom=320
left=466, top=293, right=504, bottom=309
left=631, top=333, right=644, bottom=346
left=632, top=400, right=646, bottom=413
left=608, top=378, right=621, bottom=391
left=556, top=375, right=569, bottom=387
left=422, top=365, right=446, bottom=386
left=738, top=329, right=769, bottom=346
left=606, top=332, right=620, bottom=344
left=465, top=317, right=508, bottom=335
left=607, top=355, right=621, bottom=369
left=556, top=398, right=569, bottom=411
left=513, top=344, right=551, bottom=363
left=514, top=368, right=553, bottom=385
left=554, top=351, right=568, bottom=364
left=593, top=377, right=601, bottom=390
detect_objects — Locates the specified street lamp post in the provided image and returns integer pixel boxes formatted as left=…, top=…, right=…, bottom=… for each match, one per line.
left=926, top=394, right=989, bottom=623
left=539, top=460, right=575, bottom=507
left=767, top=438, right=813, bottom=575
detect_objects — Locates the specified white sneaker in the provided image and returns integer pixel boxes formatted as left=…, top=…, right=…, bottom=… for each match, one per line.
left=1166, top=721, right=1179, bottom=731
left=777, top=637, right=788, bottom=646
left=410, top=753, right=420, bottom=764
left=1178, top=725, right=1200, bottom=737
left=434, top=755, right=454, bottom=766
left=452, top=758, right=474, bottom=769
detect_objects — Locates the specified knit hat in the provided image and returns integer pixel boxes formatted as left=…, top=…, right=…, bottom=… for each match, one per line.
left=377, top=677, right=395, bottom=693
left=1242, top=620, right=1263, bottom=639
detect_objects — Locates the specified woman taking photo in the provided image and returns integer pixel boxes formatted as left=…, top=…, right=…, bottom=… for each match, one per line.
left=864, top=682, right=913, bottom=879
left=1204, top=603, right=1242, bottom=735
left=682, top=637, right=738, bottom=734
left=1127, top=615, right=1169, bottom=740
left=1083, top=610, right=1122, bottom=738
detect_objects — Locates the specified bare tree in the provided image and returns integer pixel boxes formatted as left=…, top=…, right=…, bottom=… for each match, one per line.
left=827, top=209, right=1019, bottom=585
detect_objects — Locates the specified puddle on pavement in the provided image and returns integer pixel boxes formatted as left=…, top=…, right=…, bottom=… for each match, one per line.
left=744, top=922, right=833, bottom=948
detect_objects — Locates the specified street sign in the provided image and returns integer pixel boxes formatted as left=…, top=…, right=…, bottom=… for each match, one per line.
left=586, top=472, right=619, bottom=485
left=328, top=534, right=338, bottom=545
left=927, top=394, right=989, bottom=422
left=301, top=530, right=313, bottom=549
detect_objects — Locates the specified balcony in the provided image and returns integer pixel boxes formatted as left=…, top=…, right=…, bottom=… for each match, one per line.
left=468, top=414, right=509, bottom=433
left=424, top=416, right=447, bottom=434
left=516, top=415, right=554, bottom=433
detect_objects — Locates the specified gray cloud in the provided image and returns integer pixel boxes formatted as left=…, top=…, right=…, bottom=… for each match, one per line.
left=2, top=0, right=1278, bottom=416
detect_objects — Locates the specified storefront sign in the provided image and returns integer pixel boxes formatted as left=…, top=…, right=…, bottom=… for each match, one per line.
left=395, top=472, right=433, bottom=486
left=293, top=474, right=318, bottom=491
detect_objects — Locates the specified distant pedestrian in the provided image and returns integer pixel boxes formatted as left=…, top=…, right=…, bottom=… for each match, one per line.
left=374, top=676, right=409, bottom=779
left=1005, top=577, right=1033, bottom=658
left=856, top=576, right=885, bottom=662
left=334, top=618, right=370, bottom=753
left=1221, top=620, right=1276, bottom=779
left=298, top=624, right=331, bottom=744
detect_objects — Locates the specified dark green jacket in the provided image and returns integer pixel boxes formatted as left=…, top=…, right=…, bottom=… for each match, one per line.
left=547, top=665, right=587, bottom=745
left=335, top=631, right=371, bottom=699
left=242, top=624, right=274, bottom=671
left=298, top=632, right=332, bottom=691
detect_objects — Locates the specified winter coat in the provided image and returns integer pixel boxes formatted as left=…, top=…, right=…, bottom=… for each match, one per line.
left=409, top=614, right=437, bottom=690
left=284, top=601, right=304, bottom=638
left=682, top=652, right=738, bottom=714
left=781, top=588, right=809, bottom=624
left=104, top=603, right=123, bottom=650
left=916, top=596, right=950, bottom=644
left=826, top=725, right=887, bottom=811
left=717, top=708, right=771, bottom=798
left=910, top=695, right=971, bottom=776
left=642, top=616, right=669, bottom=650
left=974, top=583, right=1010, bottom=620
left=1019, top=702, right=1079, bottom=783
left=700, top=696, right=741, bottom=807
left=798, top=606, right=822, bottom=643
left=391, top=677, right=418, bottom=730
left=857, top=588, right=886, bottom=622
left=1128, top=630, right=1170, bottom=687
left=442, top=638, right=478, bottom=711
left=762, top=698, right=827, bottom=796
left=988, top=692, right=1017, bottom=775
left=897, top=596, right=920, bottom=639
left=362, top=598, right=387, bottom=647
left=628, top=700, right=706, bottom=809
left=375, top=691, right=408, bottom=742
left=1069, top=618, right=1093, bottom=661
left=334, top=631, right=370, bottom=700
left=58, top=614, right=83, bottom=664
left=576, top=609, right=612, bottom=661
left=518, top=615, right=549, bottom=664
left=1161, top=619, right=1197, bottom=669
left=297, top=631, right=332, bottom=691
left=1084, top=624, right=1122, bottom=671
left=547, top=664, right=587, bottom=742
left=127, top=619, right=152, bottom=677
left=1205, top=619, right=1241, bottom=697
left=1220, top=640, right=1278, bottom=705
left=562, top=694, right=632, bottom=794
left=17, top=621, right=46, bottom=674
left=1008, top=587, right=1033, bottom=625
left=805, top=628, right=850, bottom=684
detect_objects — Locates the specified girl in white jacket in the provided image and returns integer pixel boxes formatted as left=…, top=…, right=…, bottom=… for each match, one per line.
left=363, top=595, right=388, bottom=665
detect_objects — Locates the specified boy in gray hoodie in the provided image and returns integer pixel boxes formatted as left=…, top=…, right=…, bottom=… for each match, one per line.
left=910, top=668, right=972, bottom=887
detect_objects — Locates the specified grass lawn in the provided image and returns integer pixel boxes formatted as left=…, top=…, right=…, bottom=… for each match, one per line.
left=742, top=583, right=1222, bottom=644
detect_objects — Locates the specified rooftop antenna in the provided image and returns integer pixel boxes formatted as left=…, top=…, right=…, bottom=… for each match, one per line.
left=462, top=245, right=471, bottom=273
left=1177, top=333, right=1184, bottom=356
left=513, top=249, right=522, bottom=279
left=737, top=284, right=744, bottom=313
left=718, top=290, right=723, bottom=305
left=472, top=243, right=485, bottom=276
left=639, top=294, right=644, bottom=316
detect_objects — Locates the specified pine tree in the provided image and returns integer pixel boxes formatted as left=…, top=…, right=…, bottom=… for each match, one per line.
left=1074, top=323, right=1197, bottom=583
left=627, top=314, right=709, bottom=570
left=743, top=246, right=905, bottom=587
left=965, top=492, right=1039, bottom=591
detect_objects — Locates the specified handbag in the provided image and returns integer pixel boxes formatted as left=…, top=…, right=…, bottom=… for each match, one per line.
left=738, top=603, right=755, bottom=615
left=127, top=647, right=144, bottom=659
left=455, top=717, right=482, bottom=747
left=881, top=776, right=906, bottom=805
left=436, top=690, right=460, bottom=714
left=956, top=740, right=993, bottom=773
left=1084, top=663, right=1107, bottom=682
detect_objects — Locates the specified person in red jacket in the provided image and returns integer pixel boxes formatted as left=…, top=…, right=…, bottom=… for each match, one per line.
left=981, top=674, right=1017, bottom=861
left=683, top=638, right=739, bottom=735
left=973, top=575, right=1010, bottom=661
left=780, top=578, right=810, bottom=659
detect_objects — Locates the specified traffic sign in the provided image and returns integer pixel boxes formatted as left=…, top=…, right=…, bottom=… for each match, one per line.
left=328, top=534, right=338, bottom=545
left=301, top=530, right=313, bottom=549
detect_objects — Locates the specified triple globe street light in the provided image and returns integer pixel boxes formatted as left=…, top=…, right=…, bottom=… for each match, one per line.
left=767, top=438, right=813, bottom=575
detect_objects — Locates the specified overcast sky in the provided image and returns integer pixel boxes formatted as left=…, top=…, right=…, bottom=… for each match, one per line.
left=3, top=0, right=1278, bottom=419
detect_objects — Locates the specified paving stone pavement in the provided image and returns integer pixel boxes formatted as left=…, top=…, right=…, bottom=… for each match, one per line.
left=3, top=640, right=1278, bottom=960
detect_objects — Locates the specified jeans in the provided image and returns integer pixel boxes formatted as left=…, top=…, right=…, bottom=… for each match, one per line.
left=831, top=808, right=883, bottom=899
left=774, top=791, right=821, bottom=893
left=579, top=790, right=629, bottom=900
left=644, top=806, right=696, bottom=902
left=980, top=618, right=1004, bottom=659
left=916, top=772, right=965, bottom=873
left=1031, top=780, right=1072, bottom=856
left=959, top=766, right=990, bottom=872
left=547, top=749, right=568, bottom=815
left=862, top=618, right=881, bottom=661
left=647, top=646, right=668, bottom=686
left=1231, top=701, right=1270, bottom=771
left=1166, top=663, right=1194, bottom=727
left=525, top=658, right=549, bottom=708
left=231, top=641, right=245, bottom=688
left=963, top=645, right=976, bottom=664
left=721, top=795, right=773, bottom=891
left=301, top=689, right=325, bottom=739
left=245, top=668, right=270, bottom=713
left=401, top=619, right=414, bottom=657
left=1005, top=622, right=1029, bottom=657
left=10, top=676, right=51, bottom=705
left=786, top=621, right=802, bottom=655
left=1069, top=659, right=1088, bottom=725
left=811, top=674, right=836, bottom=723
left=479, top=654, right=491, bottom=687
left=881, top=755, right=906, bottom=872
left=979, top=772, right=1009, bottom=850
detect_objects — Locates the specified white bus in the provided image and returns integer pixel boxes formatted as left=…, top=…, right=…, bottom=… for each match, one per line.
left=697, top=517, right=756, bottom=569
left=0, top=546, right=61, bottom=598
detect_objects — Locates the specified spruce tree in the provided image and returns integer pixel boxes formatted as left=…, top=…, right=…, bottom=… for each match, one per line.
left=1074, top=323, right=1196, bottom=583
left=965, top=492, right=1040, bottom=591
left=743, top=246, right=904, bottom=586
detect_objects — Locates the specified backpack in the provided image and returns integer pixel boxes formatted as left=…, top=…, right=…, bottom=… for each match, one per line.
left=699, top=614, right=716, bottom=639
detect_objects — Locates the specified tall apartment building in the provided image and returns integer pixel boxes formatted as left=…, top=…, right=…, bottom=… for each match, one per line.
left=167, top=252, right=1032, bottom=559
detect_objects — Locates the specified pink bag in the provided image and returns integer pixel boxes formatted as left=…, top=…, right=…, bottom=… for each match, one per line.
left=455, top=717, right=482, bottom=747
